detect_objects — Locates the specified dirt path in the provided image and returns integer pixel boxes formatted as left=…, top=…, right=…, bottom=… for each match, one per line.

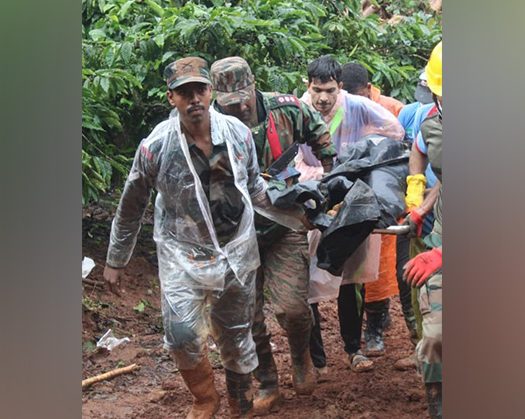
left=82, top=221, right=429, bottom=418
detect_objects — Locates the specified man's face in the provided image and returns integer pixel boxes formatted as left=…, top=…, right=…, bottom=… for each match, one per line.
left=308, top=78, right=342, bottom=116
left=218, top=90, right=257, bottom=127
left=167, top=82, right=212, bottom=124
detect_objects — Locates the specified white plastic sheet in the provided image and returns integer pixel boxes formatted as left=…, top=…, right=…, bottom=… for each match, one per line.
left=96, top=329, right=130, bottom=351
left=82, top=257, right=95, bottom=279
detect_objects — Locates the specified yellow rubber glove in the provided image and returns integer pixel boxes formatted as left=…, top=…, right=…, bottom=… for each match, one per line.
left=405, top=174, right=426, bottom=210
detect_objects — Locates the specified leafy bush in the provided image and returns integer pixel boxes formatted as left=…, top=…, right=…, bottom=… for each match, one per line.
left=82, top=0, right=441, bottom=204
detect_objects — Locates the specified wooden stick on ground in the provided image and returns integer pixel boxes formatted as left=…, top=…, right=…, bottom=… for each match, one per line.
left=82, top=278, right=105, bottom=287
left=82, top=363, right=140, bottom=389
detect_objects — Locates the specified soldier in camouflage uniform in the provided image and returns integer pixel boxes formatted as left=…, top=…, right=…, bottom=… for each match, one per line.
left=403, top=41, right=443, bottom=419
left=210, top=57, right=336, bottom=415
left=103, top=56, right=311, bottom=419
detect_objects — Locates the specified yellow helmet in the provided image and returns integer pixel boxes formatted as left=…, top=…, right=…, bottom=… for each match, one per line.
left=425, top=41, right=442, bottom=97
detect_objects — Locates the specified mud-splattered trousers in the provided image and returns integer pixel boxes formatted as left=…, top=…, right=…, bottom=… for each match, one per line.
left=416, top=271, right=442, bottom=383
left=107, top=109, right=306, bottom=377
left=252, top=229, right=312, bottom=390
left=162, top=269, right=258, bottom=374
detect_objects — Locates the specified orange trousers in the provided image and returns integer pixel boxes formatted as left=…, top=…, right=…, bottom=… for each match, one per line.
left=364, top=235, right=399, bottom=303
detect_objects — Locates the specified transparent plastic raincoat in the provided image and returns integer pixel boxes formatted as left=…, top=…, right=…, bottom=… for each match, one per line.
left=296, top=90, right=404, bottom=303
left=106, top=107, right=304, bottom=372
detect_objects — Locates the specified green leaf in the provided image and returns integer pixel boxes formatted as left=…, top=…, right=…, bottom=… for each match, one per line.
left=104, top=46, right=116, bottom=67
left=133, top=301, right=146, bottom=313
left=161, top=51, right=175, bottom=63
left=82, top=121, right=105, bottom=132
left=89, top=29, right=106, bottom=41
left=121, top=42, right=133, bottom=63
left=119, top=0, right=134, bottom=18
left=153, top=34, right=164, bottom=48
left=100, top=77, right=110, bottom=93
left=144, top=0, right=164, bottom=17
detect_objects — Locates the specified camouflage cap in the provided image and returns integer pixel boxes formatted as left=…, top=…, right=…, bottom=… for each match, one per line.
left=210, top=57, right=256, bottom=106
left=164, top=56, right=212, bottom=90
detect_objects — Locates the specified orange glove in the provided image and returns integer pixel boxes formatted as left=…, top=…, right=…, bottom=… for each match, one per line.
left=403, top=248, right=442, bottom=287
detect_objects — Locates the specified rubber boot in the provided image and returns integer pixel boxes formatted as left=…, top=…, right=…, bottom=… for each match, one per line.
left=278, top=313, right=317, bottom=396
left=252, top=351, right=281, bottom=415
left=394, top=352, right=417, bottom=371
left=179, top=357, right=220, bottom=419
left=225, top=369, right=254, bottom=418
left=425, top=382, right=442, bottom=419
left=290, top=349, right=317, bottom=395
left=405, top=316, right=419, bottom=346
left=364, top=299, right=389, bottom=357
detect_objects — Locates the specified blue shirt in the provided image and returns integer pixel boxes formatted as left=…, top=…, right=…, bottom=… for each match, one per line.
left=398, top=102, right=421, bottom=142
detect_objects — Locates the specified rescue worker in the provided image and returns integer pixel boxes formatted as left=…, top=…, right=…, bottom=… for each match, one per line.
left=395, top=75, right=441, bottom=371
left=210, top=56, right=336, bottom=415
left=341, top=61, right=405, bottom=356
left=403, top=41, right=443, bottom=419
left=341, top=62, right=404, bottom=117
left=103, top=56, right=311, bottom=419
left=295, top=55, right=405, bottom=374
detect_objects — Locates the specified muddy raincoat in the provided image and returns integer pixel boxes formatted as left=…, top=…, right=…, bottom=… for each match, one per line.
left=106, top=107, right=304, bottom=372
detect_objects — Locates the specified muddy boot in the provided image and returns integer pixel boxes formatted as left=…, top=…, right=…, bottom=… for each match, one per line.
left=225, top=369, right=254, bottom=418
left=252, top=351, right=281, bottom=415
left=394, top=352, right=417, bottom=371
left=179, top=357, right=220, bottom=419
left=280, top=314, right=317, bottom=395
left=406, top=317, right=419, bottom=346
left=425, top=382, right=442, bottom=419
left=383, top=310, right=392, bottom=330
left=290, top=349, right=317, bottom=395
left=364, top=299, right=388, bottom=357
left=400, top=292, right=418, bottom=345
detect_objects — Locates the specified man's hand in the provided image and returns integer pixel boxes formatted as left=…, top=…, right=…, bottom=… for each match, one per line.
left=403, top=208, right=425, bottom=238
left=327, top=202, right=343, bottom=217
left=321, top=157, right=333, bottom=173
left=299, top=212, right=316, bottom=231
left=403, top=248, right=442, bottom=288
left=104, top=265, right=124, bottom=296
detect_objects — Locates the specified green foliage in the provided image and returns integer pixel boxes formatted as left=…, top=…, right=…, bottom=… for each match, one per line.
left=82, top=0, right=441, bottom=204
left=133, top=298, right=152, bottom=313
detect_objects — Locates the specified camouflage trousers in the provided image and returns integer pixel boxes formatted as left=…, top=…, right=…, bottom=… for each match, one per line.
left=416, top=271, right=442, bottom=384
left=161, top=270, right=258, bottom=375
left=252, top=230, right=312, bottom=389
left=410, top=237, right=428, bottom=340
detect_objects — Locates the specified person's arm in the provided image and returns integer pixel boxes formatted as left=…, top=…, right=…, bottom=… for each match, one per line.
left=404, top=181, right=440, bottom=237
left=104, top=139, right=158, bottom=294
left=409, top=134, right=429, bottom=175
left=295, top=147, right=324, bottom=182
left=244, top=129, right=311, bottom=231
left=297, top=101, right=336, bottom=172
left=405, top=135, right=429, bottom=210
left=419, top=181, right=441, bottom=216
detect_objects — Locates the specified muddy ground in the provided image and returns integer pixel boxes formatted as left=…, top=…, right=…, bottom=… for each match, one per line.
left=82, top=216, right=429, bottom=419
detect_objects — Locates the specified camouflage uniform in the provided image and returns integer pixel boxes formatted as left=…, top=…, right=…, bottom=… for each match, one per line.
left=106, top=56, right=277, bottom=379
left=211, top=57, right=336, bottom=397
left=416, top=112, right=442, bottom=384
